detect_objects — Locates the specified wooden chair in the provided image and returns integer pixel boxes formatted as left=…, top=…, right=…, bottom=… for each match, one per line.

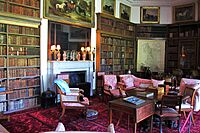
left=180, top=85, right=197, bottom=125
left=54, top=79, right=89, bottom=120
left=155, top=95, right=182, bottom=133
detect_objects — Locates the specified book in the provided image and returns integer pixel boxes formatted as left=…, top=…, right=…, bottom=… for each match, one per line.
left=136, top=91, right=154, bottom=98
left=123, top=96, right=145, bottom=105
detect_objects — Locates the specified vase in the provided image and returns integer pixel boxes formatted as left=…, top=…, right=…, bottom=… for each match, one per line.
left=63, top=51, right=66, bottom=61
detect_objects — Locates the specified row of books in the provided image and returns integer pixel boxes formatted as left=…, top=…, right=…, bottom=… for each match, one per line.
left=8, top=58, right=40, bottom=67
left=100, top=17, right=134, bottom=31
left=101, top=59, right=113, bottom=65
left=8, top=97, right=39, bottom=111
left=113, top=65, right=123, bottom=71
left=8, top=87, right=40, bottom=100
left=8, top=68, right=40, bottom=78
left=0, top=45, right=6, bottom=55
left=8, top=0, right=40, bottom=8
left=101, top=51, right=113, bottom=58
left=0, top=69, right=6, bottom=78
left=8, top=5, right=40, bottom=18
left=0, top=35, right=6, bottom=44
left=7, top=25, right=40, bottom=35
left=0, top=58, right=6, bottom=67
left=101, top=36, right=133, bottom=46
left=8, top=47, right=40, bottom=56
left=0, top=102, right=7, bottom=112
left=8, top=78, right=40, bottom=89
left=8, top=35, right=40, bottom=46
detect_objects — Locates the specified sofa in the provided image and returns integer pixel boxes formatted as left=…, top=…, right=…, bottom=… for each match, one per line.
left=118, top=74, right=165, bottom=90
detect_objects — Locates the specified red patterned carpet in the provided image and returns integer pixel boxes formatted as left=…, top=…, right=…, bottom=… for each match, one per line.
left=1, top=97, right=200, bottom=133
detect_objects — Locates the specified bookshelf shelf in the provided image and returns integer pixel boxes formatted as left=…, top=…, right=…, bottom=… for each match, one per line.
left=96, top=13, right=135, bottom=75
left=0, top=22, right=40, bottom=113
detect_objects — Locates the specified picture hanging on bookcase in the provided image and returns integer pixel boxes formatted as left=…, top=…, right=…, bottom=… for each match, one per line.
left=120, top=3, right=131, bottom=21
left=44, top=0, right=95, bottom=28
left=173, top=3, right=195, bottom=23
left=102, top=0, right=115, bottom=16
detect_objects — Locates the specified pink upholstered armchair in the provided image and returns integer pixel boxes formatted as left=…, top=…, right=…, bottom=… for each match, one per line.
left=103, top=75, right=126, bottom=100
left=54, top=79, right=89, bottom=119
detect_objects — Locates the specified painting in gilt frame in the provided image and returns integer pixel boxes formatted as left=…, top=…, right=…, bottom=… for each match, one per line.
left=44, top=0, right=95, bottom=28
left=173, top=3, right=195, bottom=23
left=141, top=6, right=160, bottom=24
left=102, top=0, right=115, bottom=16
left=120, top=3, right=131, bottom=21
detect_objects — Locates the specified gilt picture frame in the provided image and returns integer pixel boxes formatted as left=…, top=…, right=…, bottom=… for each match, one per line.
left=141, top=6, right=160, bottom=24
left=173, top=3, right=195, bottom=23
left=102, top=0, right=115, bottom=16
left=44, top=0, right=95, bottom=28
left=120, top=3, right=131, bottom=21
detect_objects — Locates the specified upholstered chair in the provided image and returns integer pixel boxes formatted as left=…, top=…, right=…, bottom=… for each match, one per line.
left=54, top=79, right=89, bottom=119
left=103, top=75, right=126, bottom=101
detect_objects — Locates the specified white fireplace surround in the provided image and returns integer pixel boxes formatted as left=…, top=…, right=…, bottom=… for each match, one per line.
left=47, top=61, right=94, bottom=96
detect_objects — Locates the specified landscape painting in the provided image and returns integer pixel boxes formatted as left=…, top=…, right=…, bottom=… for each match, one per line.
left=44, top=0, right=95, bottom=28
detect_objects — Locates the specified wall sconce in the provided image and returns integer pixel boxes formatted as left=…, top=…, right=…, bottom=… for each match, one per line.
left=51, top=45, right=61, bottom=61
left=80, top=46, right=91, bottom=61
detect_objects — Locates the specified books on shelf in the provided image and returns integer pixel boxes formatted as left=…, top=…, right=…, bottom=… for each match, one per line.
left=123, top=96, right=145, bottom=105
left=135, top=91, right=154, bottom=98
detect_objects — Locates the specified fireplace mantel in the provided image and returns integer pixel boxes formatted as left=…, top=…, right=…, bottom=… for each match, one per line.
left=47, top=61, right=94, bottom=96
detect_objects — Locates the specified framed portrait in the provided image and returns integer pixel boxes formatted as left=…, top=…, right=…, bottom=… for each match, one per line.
left=141, top=6, right=160, bottom=24
left=44, top=0, right=95, bottom=28
left=173, top=3, right=195, bottom=23
left=102, top=0, right=115, bottom=16
left=120, top=3, right=131, bottom=21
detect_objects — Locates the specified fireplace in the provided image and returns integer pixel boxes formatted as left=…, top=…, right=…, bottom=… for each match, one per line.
left=47, top=61, right=94, bottom=96
left=60, top=71, right=86, bottom=87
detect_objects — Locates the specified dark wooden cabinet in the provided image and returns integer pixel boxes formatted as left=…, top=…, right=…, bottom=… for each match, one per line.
left=166, top=21, right=200, bottom=76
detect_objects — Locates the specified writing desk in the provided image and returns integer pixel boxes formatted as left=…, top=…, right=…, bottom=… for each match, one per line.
left=109, top=98, right=154, bottom=133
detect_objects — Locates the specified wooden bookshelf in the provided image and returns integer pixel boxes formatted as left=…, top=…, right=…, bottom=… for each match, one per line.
left=166, top=21, right=200, bottom=75
left=0, top=23, right=40, bottom=113
left=96, top=13, right=135, bottom=75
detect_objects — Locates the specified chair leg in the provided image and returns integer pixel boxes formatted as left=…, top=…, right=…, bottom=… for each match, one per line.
left=116, top=112, right=123, bottom=127
left=159, top=118, right=162, bottom=133
left=60, top=108, right=65, bottom=120
left=178, top=119, right=181, bottom=133
left=191, top=113, right=195, bottom=125
left=183, top=111, right=187, bottom=119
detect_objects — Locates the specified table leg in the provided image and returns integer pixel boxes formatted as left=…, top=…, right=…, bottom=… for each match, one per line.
left=150, top=115, right=153, bottom=133
left=132, top=122, right=137, bottom=133
left=109, top=108, right=113, bottom=124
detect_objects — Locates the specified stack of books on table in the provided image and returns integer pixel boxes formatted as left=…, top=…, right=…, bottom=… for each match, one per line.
left=135, top=91, right=154, bottom=98
left=123, top=96, right=145, bottom=105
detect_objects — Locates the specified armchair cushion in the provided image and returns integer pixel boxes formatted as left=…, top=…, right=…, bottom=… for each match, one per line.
left=121, top=75, right=134, bottom=88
